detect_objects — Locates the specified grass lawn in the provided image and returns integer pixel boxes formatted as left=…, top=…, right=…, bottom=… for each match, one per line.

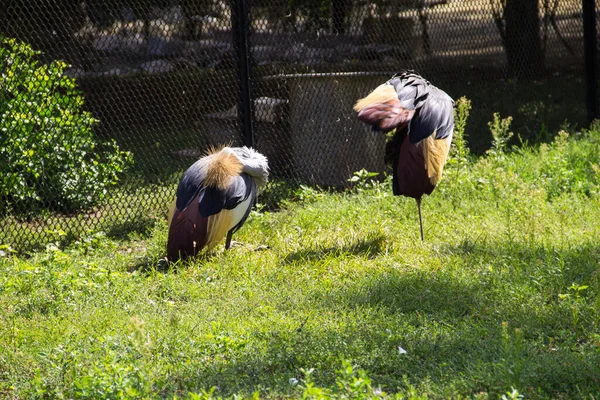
left=1, top=118, right=600, bottom=399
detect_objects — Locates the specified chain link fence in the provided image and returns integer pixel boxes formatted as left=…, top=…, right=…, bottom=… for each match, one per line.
left=0, top=0, right=597, bottom=251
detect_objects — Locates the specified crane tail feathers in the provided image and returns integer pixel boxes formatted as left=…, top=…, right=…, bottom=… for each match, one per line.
left=206, top=209, right=234, bottom=251
left=167, top=194, right=208, bottom=262
left=353, top=84, right=398, bottom=112
left=423, top=133, right=451, bottom=186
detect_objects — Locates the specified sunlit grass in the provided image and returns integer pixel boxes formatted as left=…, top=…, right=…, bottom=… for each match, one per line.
left=1, top=123, right=600, bottom=399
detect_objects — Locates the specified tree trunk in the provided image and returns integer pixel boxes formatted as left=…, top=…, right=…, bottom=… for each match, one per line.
left=504, top=0, right=544, bottom=77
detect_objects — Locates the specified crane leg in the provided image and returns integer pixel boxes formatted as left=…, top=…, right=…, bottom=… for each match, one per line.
left=225, top=230, right=233, bottom=250
left=416, top=198, right=424, bottom=241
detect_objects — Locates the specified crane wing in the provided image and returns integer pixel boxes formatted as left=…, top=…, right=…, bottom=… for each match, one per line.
left=200, top=174, right=255, bottom=250
left=167, top=192, right=209, bottom=261
left=422, top=134, right=452, bottom=185
left=407, top=92, right=454, bottom=144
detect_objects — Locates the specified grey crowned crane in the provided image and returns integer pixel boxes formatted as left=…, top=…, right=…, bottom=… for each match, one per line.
left=353, top=71, right=455, bottom=240
left=166, top=146, right=269, bottom=262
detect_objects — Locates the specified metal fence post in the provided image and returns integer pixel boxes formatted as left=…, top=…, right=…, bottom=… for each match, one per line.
left=231, top=0, right=254, bottom=148
left=583, top=0, right=598, bottom=124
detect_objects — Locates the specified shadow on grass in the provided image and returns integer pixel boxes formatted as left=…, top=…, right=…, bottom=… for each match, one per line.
left=441, top=237, right=600, bottom=289
left=338, top=269, right=479, bottom=318
left=128, top=249, right=219, bottom=274
left=128, top=255, right=169, bottom=273
left=283, top=233, right=386, bottom=264
left=105, top=216, right=159, bottom=241
left=156, top=314, right=600, bottom=399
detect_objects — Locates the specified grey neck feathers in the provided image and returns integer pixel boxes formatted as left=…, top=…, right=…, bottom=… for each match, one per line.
left=231, top=146, right=269, bottom=189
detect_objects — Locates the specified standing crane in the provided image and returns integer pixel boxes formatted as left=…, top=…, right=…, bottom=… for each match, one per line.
left=353, top=71, right=454, bottom=240
left=166, top=146, right=269, bottom=262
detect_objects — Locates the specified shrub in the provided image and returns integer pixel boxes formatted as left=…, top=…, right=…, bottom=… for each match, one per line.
left=0, top=37, right=132, bottom=214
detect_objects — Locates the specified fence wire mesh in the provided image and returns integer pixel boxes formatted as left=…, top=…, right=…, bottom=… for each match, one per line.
left=0, top=0, right=596, bottom=251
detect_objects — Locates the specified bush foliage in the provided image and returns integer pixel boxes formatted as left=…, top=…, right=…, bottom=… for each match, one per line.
left=0, top=37, right=132, bottom=214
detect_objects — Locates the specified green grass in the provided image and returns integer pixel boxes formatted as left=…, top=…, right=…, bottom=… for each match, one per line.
left=1, top=123, right=600, bottom=399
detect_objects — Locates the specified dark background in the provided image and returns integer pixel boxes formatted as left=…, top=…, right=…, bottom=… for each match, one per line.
left=0, top=0, right=598, bottom=248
